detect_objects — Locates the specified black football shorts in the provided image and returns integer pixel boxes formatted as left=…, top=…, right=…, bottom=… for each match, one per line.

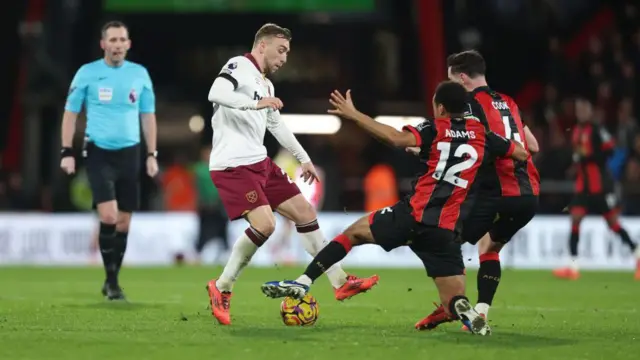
left=369, top=200, right=464, bottom=278
left=85, top=142, right=141, bottom=212
left=461, top=195, right=538, bottom=245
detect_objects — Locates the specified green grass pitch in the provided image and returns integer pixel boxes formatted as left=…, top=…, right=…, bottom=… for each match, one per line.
left=0, top=266, right=638, bottom=360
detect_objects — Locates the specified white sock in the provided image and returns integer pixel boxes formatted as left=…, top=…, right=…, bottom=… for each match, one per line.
left=216, top=231, right=260, bottom=292
left=475, top=302, right=490, bottom=317
left=296, top=223, right=348, bottom=289
left=570, top=256, right=579, bottom=271
left=295, top=275, right=313, bottom=287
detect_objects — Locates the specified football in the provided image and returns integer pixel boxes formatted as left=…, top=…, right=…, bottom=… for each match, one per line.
left=280, top=294, right=319, bottom=326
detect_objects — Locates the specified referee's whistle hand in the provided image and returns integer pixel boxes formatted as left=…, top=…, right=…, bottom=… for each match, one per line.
left=60, top=157, right=76, bottom=175
left=146, top=156, right=159, bottom=178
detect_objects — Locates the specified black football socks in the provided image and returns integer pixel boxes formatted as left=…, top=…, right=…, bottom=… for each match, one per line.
left=569, top=222, right=580, bottom=257
left=98, top=223, right=118, bottom=286
left=477, top=252, right=501, bottom=306
left=114, top=231, right=128, bottom=276
left=303, top=234, right=352, bottom=282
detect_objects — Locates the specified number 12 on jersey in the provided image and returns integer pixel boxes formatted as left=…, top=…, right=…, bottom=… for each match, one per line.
left=432, top=142, right=478, bottom=189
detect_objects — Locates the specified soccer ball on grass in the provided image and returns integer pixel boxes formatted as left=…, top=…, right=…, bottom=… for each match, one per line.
left=280, top=294, right=319, bottom=326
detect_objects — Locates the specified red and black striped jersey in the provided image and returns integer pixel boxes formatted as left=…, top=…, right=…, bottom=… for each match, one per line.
left=467, top=86, right=540, bottom=197
left=572, top=122, right=615, bottom=194
left=403, top=116, right=516, bottom=231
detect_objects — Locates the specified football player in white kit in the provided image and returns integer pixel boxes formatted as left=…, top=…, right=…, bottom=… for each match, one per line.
left=205, top=23, right=379, bottom=325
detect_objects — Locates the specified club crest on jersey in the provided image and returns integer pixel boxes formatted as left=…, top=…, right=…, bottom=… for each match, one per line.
left=129, top=89, right=137, bottom=103
left=445, top=129, right=476, bottom=139
left=245, top=190, right=258, bottom=203
left=463, top=103, right=473, bottom=117
left=228, top=62, right=237, bottom=70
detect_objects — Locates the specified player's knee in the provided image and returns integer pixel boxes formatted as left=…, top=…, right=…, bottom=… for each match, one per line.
left=342, top=221, right=372, bottom=246
left=250, top=217, right=276, bottom=238
left=96, top=201, right=118, bottom=224
left=99, top=213, right=118, bottom=225
left=116, top=212, right=132, bottom=232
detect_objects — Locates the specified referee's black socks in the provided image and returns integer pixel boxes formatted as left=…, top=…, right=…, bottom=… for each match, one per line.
left=98, top=223, right=119, bottom=286
left=114, top=231, right=128, bottom=275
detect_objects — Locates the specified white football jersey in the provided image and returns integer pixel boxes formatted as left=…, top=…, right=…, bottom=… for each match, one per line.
left=209, top=55, right=275, bottom=170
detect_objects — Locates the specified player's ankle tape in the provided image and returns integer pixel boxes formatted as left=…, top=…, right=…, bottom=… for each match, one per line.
left=479, top=252, right=500, bottom=263
left=333, top=233, right=353, bottom=252
left=99, top=222, right=117, bottom=237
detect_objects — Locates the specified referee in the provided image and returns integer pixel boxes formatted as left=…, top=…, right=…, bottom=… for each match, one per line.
left=60, top=21, right=158, bottom=300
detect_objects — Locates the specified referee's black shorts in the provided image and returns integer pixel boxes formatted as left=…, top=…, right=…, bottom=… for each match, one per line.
left=85, top=142, right=141, bottom=212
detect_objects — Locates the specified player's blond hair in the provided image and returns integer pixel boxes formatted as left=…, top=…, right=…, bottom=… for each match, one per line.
left=253, top=23, right=292, bottom=46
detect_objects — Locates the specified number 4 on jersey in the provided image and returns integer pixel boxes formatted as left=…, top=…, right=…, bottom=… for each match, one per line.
left=502, top=116, right=524, bottom=146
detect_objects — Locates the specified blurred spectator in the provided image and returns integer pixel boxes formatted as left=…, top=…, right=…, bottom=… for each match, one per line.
left=160, top=155, right=197, bottom=212
left=3, top=173, right=30, bottom=210
left=618, top=60, right=636, bottom=99
left=0, top=178, right=7, bottom=210
left=595, top=81, right=615, bottom=125
left=545, top=37, right=569, bottom=85
left=616, top=98, right=638, bottom=150
left=534, top=83, right=562, bottom=128
left=192, top=145, right=228, bottom=264
left=363, top=164, right=398, bottom=212
left=581, top=37, right=606, bottom=79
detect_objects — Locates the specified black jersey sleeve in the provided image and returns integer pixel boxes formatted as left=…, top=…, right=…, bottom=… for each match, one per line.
left=486, top=130, right=515, bottom=158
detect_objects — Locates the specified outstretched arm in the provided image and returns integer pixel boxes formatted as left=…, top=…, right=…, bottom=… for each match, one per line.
left=328, top=90, right=418, bottom=148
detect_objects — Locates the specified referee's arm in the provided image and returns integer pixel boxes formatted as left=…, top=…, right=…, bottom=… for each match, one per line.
left=139, top=68, right=157, bottom=155
left=62, top=66, right=88, bottom=149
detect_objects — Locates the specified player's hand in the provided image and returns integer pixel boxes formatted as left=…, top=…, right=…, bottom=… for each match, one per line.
left=328, top=89, right=359, bottom=120
left=60, top=157, right=76, bottom=175
left=257, top=97, right=283, bottom=111
left=146, top=156, right=159, bottom=178
left=405, top=147, right=421, bottom=156
left=300, top=162, right=320, bottom=185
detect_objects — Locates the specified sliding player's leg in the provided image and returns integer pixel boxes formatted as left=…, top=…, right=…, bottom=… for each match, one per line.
left=262, top=201, right=413, bottom=299
left=275, top=193, right=379, bottom=300
left=414, top=195, right=495, bottom=332
left=413, top=227, right=490, bottom=336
